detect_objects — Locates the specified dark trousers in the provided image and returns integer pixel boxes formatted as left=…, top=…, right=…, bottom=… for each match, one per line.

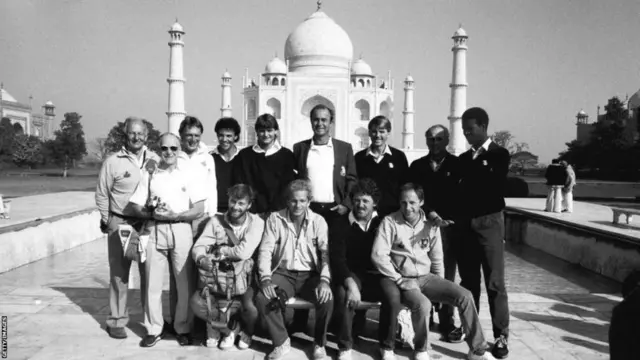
left=254, top=269, right=334, bottom=347
left=439, top=225, right=461, bottom=331
left=333, top=273, right=403, bottom=351
left=457, top=211, right=510, bottom=338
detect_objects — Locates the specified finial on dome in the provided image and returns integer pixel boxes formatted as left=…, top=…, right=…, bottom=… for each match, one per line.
left=359, top=52, right=363, bottom=60
left=317, top=0, right=322, bottom=11
left=176, top=17, right=179, bottom=23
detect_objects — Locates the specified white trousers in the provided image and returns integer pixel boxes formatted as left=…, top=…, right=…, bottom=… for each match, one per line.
left=562, top=190, right=573, bottom=213
left=545, top=186, right=563, bottom=213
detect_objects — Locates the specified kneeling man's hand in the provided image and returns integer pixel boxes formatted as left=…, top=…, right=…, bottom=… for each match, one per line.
left=316, top=281, right=332, bottom=304
left=261, top=280, right=278, bottom=300
left=346, top=286, right=361, bottom=309
left=397, top=278, right=420, bottom=291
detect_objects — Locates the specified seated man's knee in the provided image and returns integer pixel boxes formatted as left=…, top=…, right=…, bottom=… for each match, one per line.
left=456, top=287, right=475, bottom=307
left=405, top=292, right=431, bottom=314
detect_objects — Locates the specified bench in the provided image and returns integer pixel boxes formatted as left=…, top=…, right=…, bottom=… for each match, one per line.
left=611, top=207, right=640, bottom=225
left=286, top=297, right=381, bottom=310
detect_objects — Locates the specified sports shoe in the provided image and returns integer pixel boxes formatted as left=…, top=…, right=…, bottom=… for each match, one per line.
left=140, top=333, right=163, bottom=348
left=414, top=350, right=430, bottom=360
left=446, top=327, right=466, bottom=344
left=219, top=332, right=236, bottom=350
left=267, top=337, right=291, bottom=360
left=380, top=348, right=397, bottom=360
left=491, top=335, right=509, bottom=359
left=468, top=349, right=497, bottom=360
left=337, top=349, right=353, bottom=360
left=237, top=330, right=252, bottom=350
left=313, top=344, right=327, bottom=360
left=106, top=326, right=127, bottom=339
left=204, top=328, right=220, bottom=348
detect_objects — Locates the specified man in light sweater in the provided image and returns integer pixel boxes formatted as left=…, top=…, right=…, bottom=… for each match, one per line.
left=371, top=183, right=495, bottom=360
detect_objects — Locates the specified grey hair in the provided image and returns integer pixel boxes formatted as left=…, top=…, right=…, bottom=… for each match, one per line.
left=426, top=124, right=449, bottom=139
left=124, top=117, right=148, bottom=134
left=286, top=179, right=314, bottom=201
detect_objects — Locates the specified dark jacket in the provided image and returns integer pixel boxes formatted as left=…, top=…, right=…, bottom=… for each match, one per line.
left=457, top=141, right=510, bottom=218
left=292, top=138, right=357, bottom=209
left=329, top=213, right=382, bottom=286
left=408, top=152, right=461, bottom=221
left=355, top=146, right=409, bottom=217
left=544, top=164, right=567, bottom=186
left=212, top=152, right=235, bottom=213
left=232, top=146, right=296, bottom=214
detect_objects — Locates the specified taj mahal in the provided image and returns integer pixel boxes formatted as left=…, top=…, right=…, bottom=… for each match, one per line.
left=165, top=1, right=470, bottom=160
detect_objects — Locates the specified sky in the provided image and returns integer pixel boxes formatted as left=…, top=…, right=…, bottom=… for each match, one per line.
left=1, top=0, right=639, bottom=163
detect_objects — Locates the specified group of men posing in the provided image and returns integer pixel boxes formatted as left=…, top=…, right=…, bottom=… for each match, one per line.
left=95, top=104, right=511, bottom=360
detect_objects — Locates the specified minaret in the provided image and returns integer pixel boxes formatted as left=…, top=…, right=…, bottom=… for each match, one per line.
left=402, top=74, right=415, bottom=149
left=221, top=70, right=232, bottom=118
left=447, top=25, right=468, bottom=156
left=166, top=19, right=186, bottom=135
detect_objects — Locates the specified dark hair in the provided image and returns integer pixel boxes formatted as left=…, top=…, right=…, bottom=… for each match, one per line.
left=214, top=117, right=241, bottom=142
left=622, top=270, right=640, bottom=298
left=425, top=124, right=449, bottom=139
left=551, top=159, right=560, bottom=164
left=227, top=184, right=255, bottom=202
left=179, top=116, right=204, bottom=135
left=399, top=182, right=425, bottom=201
left=286, top=179, right=313, bottom=200
left=310, top=104, right=334, bottom=123
left=368, top=115, right=391, bottom=132
left=255, top=113, right=279, bottom=131
left=461, top=107, right=490, bottom=129
left=350, top=178, right=381, bottom=204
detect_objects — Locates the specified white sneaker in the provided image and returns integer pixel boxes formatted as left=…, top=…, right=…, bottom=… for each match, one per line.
left=204, top=328, right=220, bottom=348
left=219, top=332, right=236, bottom=350
left=414, top=351, right=430, bottom=360
left=268, top=337, right=291, bottom=360
left=237, top=330, right=252, bottom=350
left=467, top=349, right=497, bottom=360
left=313, top=345, right=327, bottom=360
left=338, top=349, right=353, bottom=360
left=380, top=348, right=397, bottom=360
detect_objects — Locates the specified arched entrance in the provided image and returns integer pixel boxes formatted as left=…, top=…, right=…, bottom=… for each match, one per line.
left=294, top=95, right=336, bottom=144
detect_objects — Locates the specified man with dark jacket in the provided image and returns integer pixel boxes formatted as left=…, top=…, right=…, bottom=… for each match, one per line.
left=457, top=107, right=511, bottom=359
left=544, top=159, right=567, bottom=213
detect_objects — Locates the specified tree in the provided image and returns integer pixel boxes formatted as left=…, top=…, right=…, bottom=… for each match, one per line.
left=104, top=119, right=161, bottom=155
left=12, top=134, right=43, bottom=168
left=90, top=137, right=109, bottom=162
left=491, top=130, right=529, bottom=155
left=46, top=112, right=87, bottom=177
left=0, top=117, right=16, bottom=163
left=510, top=151, right=539, bottom=175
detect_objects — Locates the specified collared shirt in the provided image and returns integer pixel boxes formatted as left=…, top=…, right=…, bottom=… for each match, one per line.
left=471, top=138, right=492, bottom=160
left=371, top=209, right=443, bottom=282
left=365, top=145, right=392, bottom=164
left=348, top=211, right=379, bottom=232
left=277, top=210, right=316, bottom=271
left=225, top=212, right=249, bottom=239
left=211, top=145, right=239, bottom=163
left=307, top=139, right=335, bottom=203
left=177, top=142, right=217, bottom=216
left=252, top=140, right=282, bottom=157
left=95, top=146, right=159, bottom=223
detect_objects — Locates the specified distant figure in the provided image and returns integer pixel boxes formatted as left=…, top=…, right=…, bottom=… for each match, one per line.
left=560, top=161, right=576, bottom=213
left=609, top=270, right=640, bottom=360
left=544, top=159, right=567, bottom=213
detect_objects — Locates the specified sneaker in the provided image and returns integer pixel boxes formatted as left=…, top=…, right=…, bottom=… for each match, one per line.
left=446, top=327, right=466, bottom=344
left=468, top=349, right=497, bottom=360
left=491, top=336, right=509, bottom=359
left=204, top=328, right=220, bottom=348
left=219, top=333, right=236, bottom=350
left=380, top=348, right=397, bottom=360
left=237, top=330, right=252, bottom=350
left=313, top=344, right=327, bottom=360
left=176, top=333, right=192, bottom=346
left=106, top=326, right=127, bottom=339
left=267, top=337, right=291, bottom=360
left=414, top=351, right=430, bottom=360
left=338, top=349, right=353, bottom=360
left=140, top=333, right=163, bottom=348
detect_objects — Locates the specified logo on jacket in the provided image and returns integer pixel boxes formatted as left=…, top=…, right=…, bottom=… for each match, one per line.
left=482, top=160, right=488, bottom=166
left=340, top=166, right=346, bottom=177
left=123, top=171, right=131, bottom=178
left=201, top=160, right=207, bottom=167
left=389, top=162, right=394, bottom=169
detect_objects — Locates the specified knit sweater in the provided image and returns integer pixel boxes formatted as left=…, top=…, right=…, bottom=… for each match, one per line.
left=232, top=146, right=296, bottom=214
left=212, top=152, right=235, bottom=213
left=354, top=146, right=409, bottom=216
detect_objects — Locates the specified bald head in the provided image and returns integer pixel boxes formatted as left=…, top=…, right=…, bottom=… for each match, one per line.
left=425, top=124, right=450, bottom=155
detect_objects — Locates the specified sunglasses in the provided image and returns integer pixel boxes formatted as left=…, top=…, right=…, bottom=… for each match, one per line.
left=161, top=146, right=179, bottom=152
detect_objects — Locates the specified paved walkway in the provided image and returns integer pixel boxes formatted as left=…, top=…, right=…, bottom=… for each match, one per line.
left=0, top=236, right=619, bottom=360
left=0, top=192, right=95, bottom=231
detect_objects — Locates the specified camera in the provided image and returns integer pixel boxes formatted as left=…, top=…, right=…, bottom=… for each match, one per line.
left=266, top=287, right=288, bottom=314
left=207, top=244, right=233, bottom=272
left=145, top=196, right=161, bottom=212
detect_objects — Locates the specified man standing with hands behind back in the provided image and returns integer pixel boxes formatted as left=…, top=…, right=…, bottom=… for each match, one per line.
left=458, top=107, right=511, bottom=359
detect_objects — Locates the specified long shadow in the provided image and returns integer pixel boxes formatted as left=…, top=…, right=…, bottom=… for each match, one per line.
left=505, top=242, right=620, bottom=294
left=562, top=335, right=609, bottom=354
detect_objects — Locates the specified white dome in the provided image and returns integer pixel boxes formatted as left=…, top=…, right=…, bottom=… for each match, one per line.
left=453, top=26, right=467, bottom=37
left=577, top=109, right=587, bottom=117
left=45, top=100, right=54, bottom=106
left=222, top=70, right=231, bottom=78
left=170, top=21, right=183, bottom=32
left=265, top=56, right=287, bottom=74
left=351, top=58, right=372, bottom=76
left=405, top=74, right=414, bottom=82
left=284, top=11, right=353, bottom=74
left=1, top=88, right=18, bottom=103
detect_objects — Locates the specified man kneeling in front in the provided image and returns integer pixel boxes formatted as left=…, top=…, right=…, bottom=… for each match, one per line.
left=254, top=179, right=334, bottom=360
left=371, top=183, right=496, bottom=360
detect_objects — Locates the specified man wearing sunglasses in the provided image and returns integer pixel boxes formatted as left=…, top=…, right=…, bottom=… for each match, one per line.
left=95, top=117, right=159, bottom=340
left=126, top=133, right=206, bottom=348
left=408, top=125, right=464, bottom=343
